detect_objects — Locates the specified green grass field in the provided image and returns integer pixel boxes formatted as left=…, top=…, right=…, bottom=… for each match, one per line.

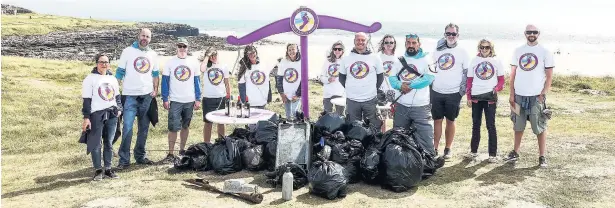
left=1, top=14, right=135, bottom=37
left=2, top=55, right=615, bottom=207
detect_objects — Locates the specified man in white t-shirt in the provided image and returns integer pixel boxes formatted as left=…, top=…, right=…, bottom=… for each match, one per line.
left=339, top=32, right=385, bottom=130
left=431, top=23, right=470, bottom=159
left=115, top=28, right=160, bottom=168
left=161, top=38, right=201, bottom=163
left=504, top=25, right=554, bottom=168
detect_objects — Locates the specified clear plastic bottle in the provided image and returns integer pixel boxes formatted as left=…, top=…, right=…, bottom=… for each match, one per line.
left=282, top=164, right=294, bottom=201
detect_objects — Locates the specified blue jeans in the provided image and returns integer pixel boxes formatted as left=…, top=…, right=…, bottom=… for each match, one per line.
left=119, top=94, right=152, bottom=165
left=284, top=98, right=302, bottom=119
left=91, top=116, right=118, bottom=169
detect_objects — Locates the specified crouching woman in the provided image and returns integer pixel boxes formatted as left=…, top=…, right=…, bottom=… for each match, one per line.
left=81, top=53, right=123, bottom=181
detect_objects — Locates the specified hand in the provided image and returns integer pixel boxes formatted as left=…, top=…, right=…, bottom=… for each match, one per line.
left=538, top=94, right=545, bottom=103
left=467, top=100, right=473, bottom=108
left=226, top=94, right=231, bottom=99
left=194, top=101, right=201, bottom=110
left=494, top=85, right=503, bottom=92
left=328, top=77, right=336, bottom=83
left=280, top=94, right=288, bottom=104
left=150, top=90, right=157, bottom=97
left=401, top=83, right=412, bottom=94
left=292, top=96, right=298, bottom=102
left=163, top=101, right=170, bottom=110
left=509, top=95, right=515, bottom=108
left=82, top=119, right=91, bottom=132
left=117, top=111, right=122, bottom=117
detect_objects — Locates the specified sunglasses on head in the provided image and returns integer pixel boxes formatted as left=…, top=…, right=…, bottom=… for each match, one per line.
left=405, top=34, right=419, bottom=39
left=445, top=32, right=458, bottom=37
left=525, top=30, right=539, bottom=35
left=177, top=44, right=187, bottom=48
left=480, top=46, right=491, bottom=50
left=333, top=48, right=343, bottom=51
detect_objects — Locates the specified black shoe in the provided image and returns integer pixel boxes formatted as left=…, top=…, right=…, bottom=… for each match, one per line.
left=443, top=148, right=452, bottom=160
left=434, top=149, right=439, bottom=156
left=93, top=169, right=103, bottom=181
left=435, top=156, right=446, bottom=169
left=116, top=164, right=130, bottom=170
left=161, top=154, right=176, bottom=164
left=179, top=150, right=186, bottom=156
left=539, top=156, right=548, bottom=168
left=503, top=150, right=519, bottom=163
left=104, top=169, right=119, bottom=179
left=137, top=158, right=154, bottom=165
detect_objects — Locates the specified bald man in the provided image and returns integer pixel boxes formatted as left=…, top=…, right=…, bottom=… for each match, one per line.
left=339, top=32, right=385, bottom=130
left=504, top=24, right=554, bottom=168
left=115, top=28, right=160, bottom=169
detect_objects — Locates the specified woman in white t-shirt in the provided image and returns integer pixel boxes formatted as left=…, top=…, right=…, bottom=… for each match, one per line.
left=276, top=43, right=303, bottom=119
left=319, top=41, right=345, bottom=115
left=81, top=53, right=122, bottom=181
left=465, top=38, right=505, bottom=163
left=200, top=49, right=231, bottom=143
left=237, top=45, right=272, bottom=109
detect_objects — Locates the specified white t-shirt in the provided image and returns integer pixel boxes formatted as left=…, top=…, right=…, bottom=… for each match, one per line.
left=380, top=53, right=396, bottom=92
left=276, top=59, right=302, bottom=99
left=339, top=52, right=384, bottom=102
left=242, top=64, right=270, bottom=107
left=320, top=59, right=345, bottom=98
left=468, top=56, right=505, bottom=95
left=431, top=47, right=470, bottom=94
left=389, top=56, right=431, bottom=107
left=202, top=63, right=230, bottom=98
left=511, top=44, right=555, bottom=96
left=162, top=56, right=201, bottom=103
left=117, top=46, right=159, bottom=96
left=82, top=73, right=121, bottom=113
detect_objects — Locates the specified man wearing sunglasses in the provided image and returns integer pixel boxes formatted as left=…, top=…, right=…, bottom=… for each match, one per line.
left=339, top=32, right=385, bottom=131
left=160, top=37, right=202, bottom=164
left=504, top=25, right=554, bottom=168
left=115, top=28, right=160, bottom=169
left=431, top=23, right=470, bottom=159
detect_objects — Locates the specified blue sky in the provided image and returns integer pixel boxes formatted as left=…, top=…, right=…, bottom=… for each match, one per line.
left=4, top=0, right=613, bottom=27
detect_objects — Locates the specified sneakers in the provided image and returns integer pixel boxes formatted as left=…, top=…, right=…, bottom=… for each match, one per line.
left=463, top=152, right=478, bottom=160
left=137, top=158, right=155, bottom=165
left=116, top=164, right=130, bottom=170
left=443, top=148, right=452, bottom=159
left=93, top=169, right=103, bottom=181
left=104, top=169, right=119, bottom=179
left=162, top=154, right=177, bottom=164
left=488, top=156, right=498, bottom=163
left=539, top=156, right=548, bottom=168
left=179, top=150, right=186, bottom=156
left=503, top=150, right=519, bottom=163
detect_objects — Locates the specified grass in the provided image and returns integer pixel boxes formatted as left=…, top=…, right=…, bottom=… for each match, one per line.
left=3, top=55, right=615, bottom=207
left=1, top=14, right=135, bottom=37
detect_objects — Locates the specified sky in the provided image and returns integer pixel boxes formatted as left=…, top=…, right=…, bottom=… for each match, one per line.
left=4, top=0, right=614, bottom=29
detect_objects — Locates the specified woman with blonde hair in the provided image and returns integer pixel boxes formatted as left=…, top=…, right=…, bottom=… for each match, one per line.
left=319, top=41, right=345, bottom=114
left=464, top=38, right=505, bottom=162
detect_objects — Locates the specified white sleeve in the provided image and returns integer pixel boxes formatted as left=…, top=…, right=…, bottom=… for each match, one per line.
left=374, top=55, right=384, bottom=74
left=113, top=79, right=121, bottom=96
left=82, top=75, right=93, bottom=98
left=510, top=49, right=518, bottom=66
left=152, top=53, right=160, bottom=73
left=118, top=48, right=128, bottom=69
left=463, top=50, right=471, bottom=69
left=320, top=61, right=330, bottom=83
left=193, top=59, right=201, bottom=76
left=496, top=59, right=505, bottom=76
left=544, top=49, right=555, bottom=68
left=338, top=57, right=347, bottom=75
left=162, top=61, right=171, bottom=76
left=467, top=58, right=476, bottom=78
left=223, top=65, right=230, bottom=77
left=276, top=61, right=285, bottom=76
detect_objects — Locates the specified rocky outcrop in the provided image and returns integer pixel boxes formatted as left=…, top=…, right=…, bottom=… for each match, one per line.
left=1, top=4, right=34, bottom=14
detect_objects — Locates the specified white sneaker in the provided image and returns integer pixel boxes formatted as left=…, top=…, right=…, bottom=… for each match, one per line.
left=463, top=152, right=478, bottom=160
left=488, top=156, right=498, bottom=163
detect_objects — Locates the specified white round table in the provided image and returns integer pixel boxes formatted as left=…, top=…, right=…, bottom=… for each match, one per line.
left=205, top=108, right=276, bottom=125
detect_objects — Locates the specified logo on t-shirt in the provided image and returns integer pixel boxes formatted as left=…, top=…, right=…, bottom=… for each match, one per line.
left=174, top=65, right=192, bottom=82
left=519, top=53, right=538, bottom=71
left=475, top=61, right=495, bottom=80
left=327, top=64, right=339, bottom=77
left=284, top=68, right=299, bottom=83
left=437, top=53, right=455, bottom=70
left=133, top=57, right=151, bottom=73
left=383, top=61, right=394, bottom=76
left=97, top=83, right=115, bottom=101
left=207, top=68, right=224, bottom=86
left=250, top=70, right=266, bottom=85
left=399, top=64, right=418, bottom=82
left=349, top=61, right=370, bottom=79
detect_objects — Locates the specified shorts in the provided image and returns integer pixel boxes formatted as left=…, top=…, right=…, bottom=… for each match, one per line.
left=511, top=95, right=548, bottom=135
left=430, top=89, right=462, bottom=121
left=168, top=101, right=194, bottom=132
left=202, top=97, right=226, bottom=123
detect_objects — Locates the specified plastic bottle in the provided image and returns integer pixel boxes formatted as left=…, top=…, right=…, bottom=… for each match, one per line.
left=282, top=164, right=293, bottom=201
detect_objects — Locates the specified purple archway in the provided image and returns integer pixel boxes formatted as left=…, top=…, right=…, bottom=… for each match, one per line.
left=226, top=6, right=381, bottom=119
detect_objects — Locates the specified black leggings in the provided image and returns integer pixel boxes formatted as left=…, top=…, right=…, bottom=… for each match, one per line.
left=471, top=101, right=497, bottom=156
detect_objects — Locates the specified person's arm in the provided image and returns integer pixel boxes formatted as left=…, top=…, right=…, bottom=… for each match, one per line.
left=161, top=75, right=170, bottom=102
left=339, top=74, right=346, bottom=88
left=320, top=62, right=330, bottom=84
left=224, top=78, right=231, bottom=98
left=376, top=73, right=384, bottom=89
left=115, top=49, right=127, bottom=85
left=541, top=51, right=555, bottom=98
left=466, top=77, right=474, bottom=100
left=375, top=55, right=384, bottom=89
left=194, top=75, right=202, bottom=101
left=389, top=76, right=401, bottom=90
left=151, top=56, right=160, bottom=96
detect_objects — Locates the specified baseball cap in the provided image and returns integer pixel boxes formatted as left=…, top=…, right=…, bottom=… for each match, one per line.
left=177, top=37, right=189, bottom=46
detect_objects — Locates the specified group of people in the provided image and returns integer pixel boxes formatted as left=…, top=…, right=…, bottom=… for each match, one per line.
left=81, top=23, right=554, bottom=181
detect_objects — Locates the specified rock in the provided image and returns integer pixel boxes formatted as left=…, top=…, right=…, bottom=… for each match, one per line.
left=1, top=4, right=34, bottom=14
left=577, top=89, right=607, bottom=96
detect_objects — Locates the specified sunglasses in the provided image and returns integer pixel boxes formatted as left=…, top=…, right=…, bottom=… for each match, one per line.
left=525, top=31, right=539, bottom=35
left=406, top=34, right=419, bottom=39
left=445, top=32, right=458, bottom=37
left=97, top=61, right=110, bottom=64
left=480, top=46, right=491, bottom=50
left=333, top=48, right=343, bottom=51
left=177, top=45, right=187, bottom=48
left=384, top=41, right=395, bottom=45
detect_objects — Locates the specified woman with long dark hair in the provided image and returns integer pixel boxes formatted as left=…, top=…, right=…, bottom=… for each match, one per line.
left=276, top=43, right=302, bottom=119
left=237, top=45, right=271, bottom=109
left=319, top=41, right=345, bottom=114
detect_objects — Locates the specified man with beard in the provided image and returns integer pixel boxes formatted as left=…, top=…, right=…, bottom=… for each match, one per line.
left=504, top=24, right=554, bottom=168
left=431, top=23, right=470, bottom=159
left=388, top=33, right=436, bottom=155
left=339, top=32, right=385, bottom=130
left=115, top=28, right=160, bottom=169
